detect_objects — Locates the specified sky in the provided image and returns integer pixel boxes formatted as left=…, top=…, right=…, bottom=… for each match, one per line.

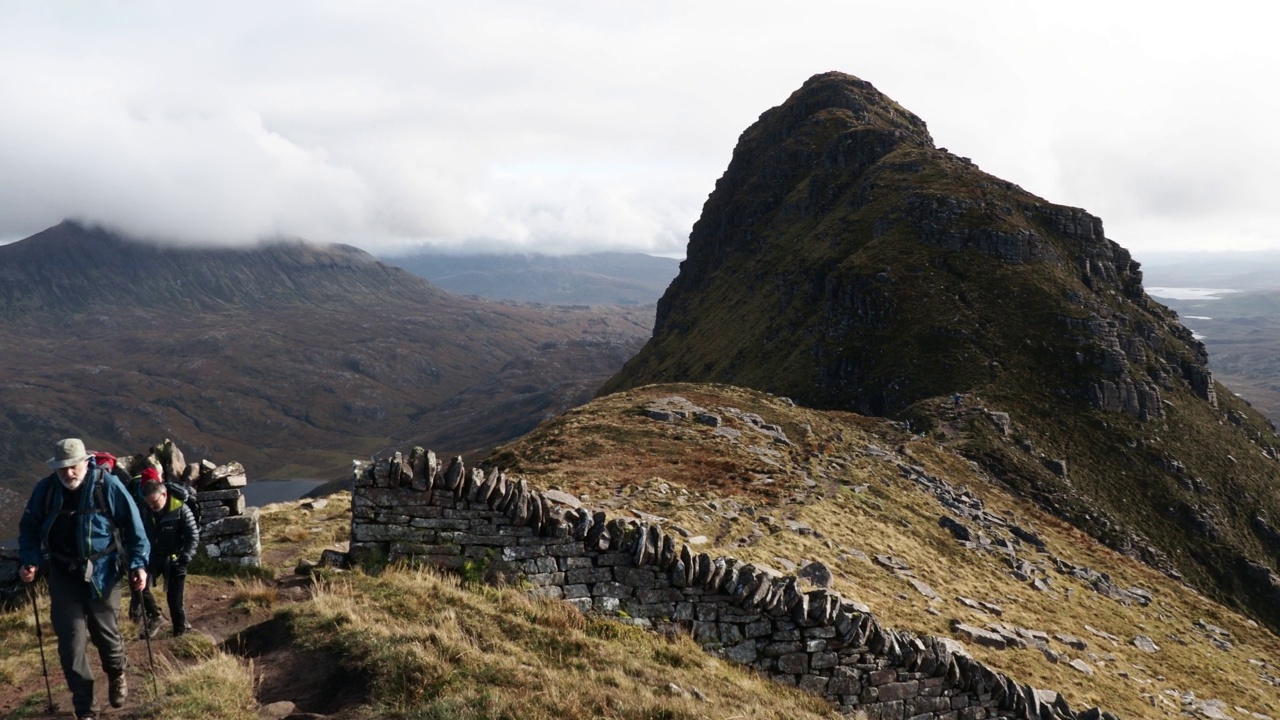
left=1, top=1, right=1277, bottom=259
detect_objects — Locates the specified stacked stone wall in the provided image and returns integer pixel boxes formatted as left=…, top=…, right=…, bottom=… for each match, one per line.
left=187, top=460, right=261, bottom=566
left=349, top=449, right=1118, bottom=720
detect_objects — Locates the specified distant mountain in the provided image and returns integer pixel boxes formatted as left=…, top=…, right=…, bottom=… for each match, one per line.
left=0, top=221, right=439, bottom=314
left=0, top=221, right=650, bottom=537
left=603, top=72, right=1280, bottom=631
left=1140, top=251, right=1280, bottom=291
left=382, top=250, right=680, bottom=306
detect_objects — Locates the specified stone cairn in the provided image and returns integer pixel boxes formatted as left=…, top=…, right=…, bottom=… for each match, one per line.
left=347, top=448, right=1120, bottom=720
left=1, top=440, right=262, bottom=609
left=139, top=440, right=262, bottom=567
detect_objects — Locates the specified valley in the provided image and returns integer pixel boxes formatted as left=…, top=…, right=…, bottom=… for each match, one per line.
left=0, top=222, right=652, bottom=539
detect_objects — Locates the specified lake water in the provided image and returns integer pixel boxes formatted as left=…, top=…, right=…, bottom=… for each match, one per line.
left=1147, top=287, right=1241, bottom=301
left=240, top=479, right=329, bottom=507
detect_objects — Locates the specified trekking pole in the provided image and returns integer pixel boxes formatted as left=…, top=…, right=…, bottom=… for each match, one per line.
left=28, top=585, right=57, bottom=713
left=141, top=595, right=159, bottom=697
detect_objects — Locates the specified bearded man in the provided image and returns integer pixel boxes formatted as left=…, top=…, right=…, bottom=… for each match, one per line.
left=18, top=438, right=150, bottom=720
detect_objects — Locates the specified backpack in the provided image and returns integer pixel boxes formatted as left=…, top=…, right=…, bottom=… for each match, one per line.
left=41, top=466, right=126, bottom=575
left=90, top=450, right=133, bottom=487
left=166, top=481, right=201, bottom=527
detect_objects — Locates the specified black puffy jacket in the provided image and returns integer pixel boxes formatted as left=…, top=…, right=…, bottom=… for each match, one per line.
left=142, top=495, right=200, bottom=570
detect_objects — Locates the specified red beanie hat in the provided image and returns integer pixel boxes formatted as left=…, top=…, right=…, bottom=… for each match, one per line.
left=139, top=467, right=162, bottom=482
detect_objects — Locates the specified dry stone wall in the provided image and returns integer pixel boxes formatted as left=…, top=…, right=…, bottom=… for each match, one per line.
left=349, top=448, right=1119, bottom=720
left=128, top=441, right=262, bottom=567
left=186, top=460, right=262, bottom=567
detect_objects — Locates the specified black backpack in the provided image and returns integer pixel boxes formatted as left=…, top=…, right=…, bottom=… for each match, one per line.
left=166, top=481, right=201, bottom=527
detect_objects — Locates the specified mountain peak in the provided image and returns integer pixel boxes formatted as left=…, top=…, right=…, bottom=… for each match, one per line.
left=774, top=71, right=933, bottom=143
left=605, top=72, right=1280, bottom=633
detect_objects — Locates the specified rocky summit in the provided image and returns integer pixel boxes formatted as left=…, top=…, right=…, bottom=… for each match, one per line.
left=603, top=72, right=1280, bottom=632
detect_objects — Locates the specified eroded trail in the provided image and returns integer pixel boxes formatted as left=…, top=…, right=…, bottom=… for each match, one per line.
left=1, top=521, right=331, bottom=720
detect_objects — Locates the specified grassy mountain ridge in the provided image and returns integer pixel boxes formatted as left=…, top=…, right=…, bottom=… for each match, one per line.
left=0, top=221, right=439, bottom=314
left=601, top=72, right=1280, bottom=632
left=485, top=383, right=1280, bottom=718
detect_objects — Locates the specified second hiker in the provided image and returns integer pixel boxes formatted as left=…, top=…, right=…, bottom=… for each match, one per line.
left=137, top=472, right=200, bottom=637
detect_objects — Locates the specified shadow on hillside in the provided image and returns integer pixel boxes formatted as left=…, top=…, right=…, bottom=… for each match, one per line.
left=223, top=614, right=369, bottom=718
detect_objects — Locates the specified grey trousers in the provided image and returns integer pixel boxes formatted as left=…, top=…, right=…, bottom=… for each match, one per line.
left=47, top=565, right=126, bottom=716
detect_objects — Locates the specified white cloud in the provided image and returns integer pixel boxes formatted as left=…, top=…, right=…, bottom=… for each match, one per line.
left=0, top=1, right=1276, bottom=256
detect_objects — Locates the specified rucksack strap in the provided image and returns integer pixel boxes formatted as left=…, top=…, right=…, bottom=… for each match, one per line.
left=42, top=470, right=123, bottom=563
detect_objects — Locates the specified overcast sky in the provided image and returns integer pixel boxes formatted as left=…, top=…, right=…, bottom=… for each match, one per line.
left=1, top=1, right=1276, bottom=259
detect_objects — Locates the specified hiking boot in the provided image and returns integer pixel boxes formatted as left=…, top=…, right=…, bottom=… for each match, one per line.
left=141, top=614, right=166, bottom=639
left=108, top=672, right=127, bottom=708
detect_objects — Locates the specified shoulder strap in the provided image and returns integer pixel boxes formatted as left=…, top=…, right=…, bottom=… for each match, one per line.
left=94, top=478, right=113, bottom=524
left=42, top=478, right=55, bottom=516
left=44, top=470, right=124, bottom=563
left=97, top=471, right=125, bottom=566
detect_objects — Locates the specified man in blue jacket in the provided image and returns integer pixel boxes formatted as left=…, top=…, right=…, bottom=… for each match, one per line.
left=18, top=438, right=150, bottom=720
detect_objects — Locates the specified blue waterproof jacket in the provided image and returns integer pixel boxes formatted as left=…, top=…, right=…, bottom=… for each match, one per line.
left=18, top=460, right=150, bottom=598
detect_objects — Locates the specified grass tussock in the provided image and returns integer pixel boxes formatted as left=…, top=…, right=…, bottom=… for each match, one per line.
left=170, top=630, right=220, bottom=661
left=282, top=566, right=838, bottom=720
left=229, top=579, right=279, bottom=609
left=135, top=653, right=258, bottom=720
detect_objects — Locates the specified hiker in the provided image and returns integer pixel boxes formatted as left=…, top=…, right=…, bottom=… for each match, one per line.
left=136, top=474, right=200, bottom=637
left=18, top=438, right=150, bottom=720
left=128, top=465, right=200, bottom=622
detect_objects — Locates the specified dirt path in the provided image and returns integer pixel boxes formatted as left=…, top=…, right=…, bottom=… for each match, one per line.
left=0, top=567, right=314, bottom=720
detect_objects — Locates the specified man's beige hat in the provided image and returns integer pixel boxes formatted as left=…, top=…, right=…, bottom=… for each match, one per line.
left=47, top=438, right=90, bottom=469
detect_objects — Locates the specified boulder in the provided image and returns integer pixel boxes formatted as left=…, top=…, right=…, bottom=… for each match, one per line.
left=796, top=560, right=832, bottom=587
left=1132, top=634, right=1160, bottom=653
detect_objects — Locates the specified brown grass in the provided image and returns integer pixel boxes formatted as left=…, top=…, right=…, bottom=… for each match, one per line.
left=258, top=493, right=353, bottom=573
left=282, top=566, right=839, bottom=719
left=487, top=383, right=1280, bottom=719
left=229, top=579, right=279, bottom=609
left=134, top=653, right=258, bottom=720
left=0, top=587, right=45, bottom=689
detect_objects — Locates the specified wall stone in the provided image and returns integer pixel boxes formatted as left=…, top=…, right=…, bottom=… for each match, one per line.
left=192, top=461, right=261, bottom=566
left=349, top=449, right=1120, bottom=720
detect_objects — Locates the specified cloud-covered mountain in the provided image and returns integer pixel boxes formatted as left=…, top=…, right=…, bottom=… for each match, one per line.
left=0, top=221, right=650, bottom=536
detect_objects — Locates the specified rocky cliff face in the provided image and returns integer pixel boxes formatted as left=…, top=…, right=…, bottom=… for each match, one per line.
left=604, top=72, right=1280, bottom=631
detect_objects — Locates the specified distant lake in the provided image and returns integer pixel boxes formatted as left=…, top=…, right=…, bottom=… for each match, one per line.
left=1147, top=287, right=1241, bottom=301
left=241, top=479, right=328, bottom=507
